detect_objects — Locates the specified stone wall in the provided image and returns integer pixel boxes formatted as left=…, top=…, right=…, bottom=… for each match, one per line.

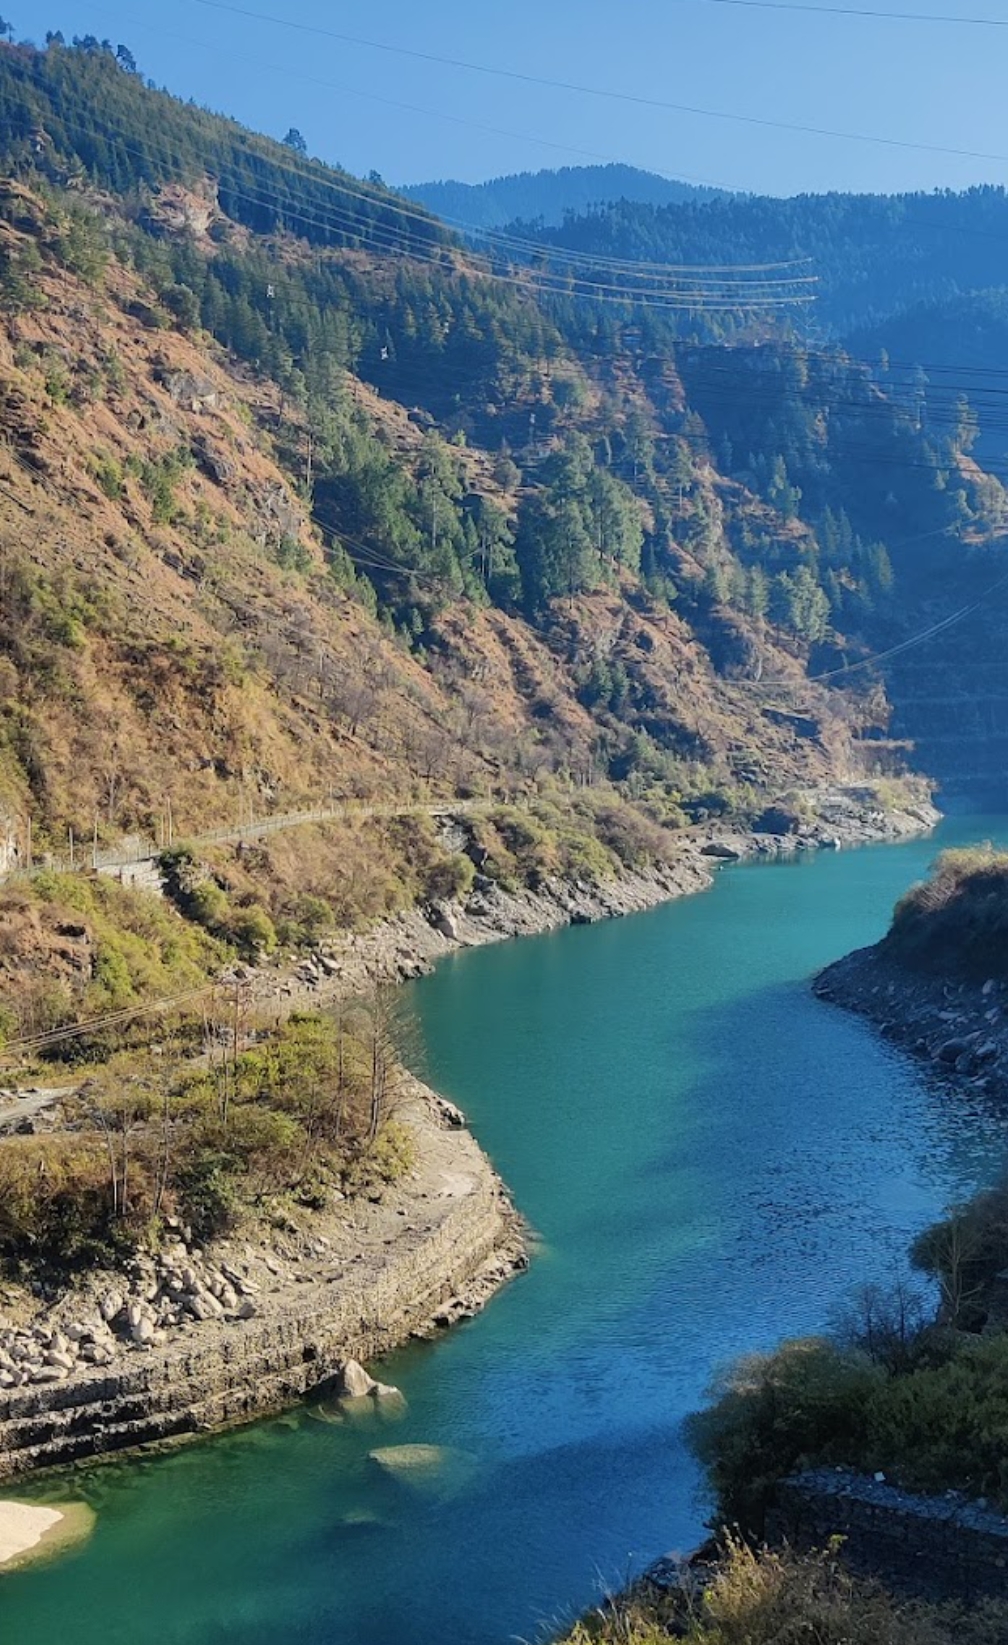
left=769, top=1470, right=1008, bottom=1601
left=0, top=1155, right=516, bottom=1479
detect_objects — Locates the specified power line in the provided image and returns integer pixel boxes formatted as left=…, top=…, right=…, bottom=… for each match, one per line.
left=32, top=98, right=813, bottom=309
left=79, top=4, right=749, bottom=198
left=692, top=0, right=1008, bottom=23
left=187, top=0, right=1008, bottom=165
left=739, top=559, right=1008, bottom=692
left=43, top=21, right=1008, bottom=269
left=35, top=80, right=807, bottom=283
left=26, top=82, right=1008, bottom=535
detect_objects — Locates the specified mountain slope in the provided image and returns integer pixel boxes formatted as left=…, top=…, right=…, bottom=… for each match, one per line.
left=0, top=177, right=868, bottom=839
left=0, top=28, right=1000, bottom=1022
left=501, top=187, right=1008, bottom=337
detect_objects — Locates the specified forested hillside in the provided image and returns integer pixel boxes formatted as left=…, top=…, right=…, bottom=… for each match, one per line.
left=0, top=25, right=1003, bottom=942
left=503, top=187, right=1008, bottom=337
left=401, top=164, right=726, bottom=230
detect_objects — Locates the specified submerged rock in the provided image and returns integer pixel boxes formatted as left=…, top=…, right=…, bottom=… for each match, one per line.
left=367, top=1443, right=476, bottom=1499
left=368, top=1443, right=448, bottom=1482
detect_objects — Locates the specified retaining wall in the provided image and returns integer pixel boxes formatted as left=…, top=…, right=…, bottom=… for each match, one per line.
left=0, top=1167, right=513, bottom=1478
left=770, top=1469, right=1008, bottom=1600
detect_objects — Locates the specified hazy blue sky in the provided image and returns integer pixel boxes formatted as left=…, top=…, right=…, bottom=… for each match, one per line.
left=18, top=0, right=1008, bottom=196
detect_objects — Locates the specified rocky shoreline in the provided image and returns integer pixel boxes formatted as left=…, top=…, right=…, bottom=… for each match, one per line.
left=815, top=946, right=1008, bottom=1102
left=252, top=785, right=941, bottom=1007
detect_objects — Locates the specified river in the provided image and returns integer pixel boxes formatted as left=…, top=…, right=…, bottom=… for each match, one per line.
left=3, top=818, right=1008, bottom=1644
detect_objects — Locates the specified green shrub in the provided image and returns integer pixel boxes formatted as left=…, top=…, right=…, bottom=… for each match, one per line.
left=689, top=1321, right=1008, bottom=1536
left=177, top=1150, right=245, bottom=1241
left=93, top=454, right=125, bottom=500
left=345, top=1120, right=416, bottom=1189
left=686, top=1339, right=882, bottom=1535
left=159, top=845, right=231, bottom=934
left=275, top=534, right=313, bottom=573
left=91, top=942, right=136, bottom=1010
left=422, top=852, right=475, bottom=903
left=0, top=1135, right=126, bottom=1275
left=227, top=903, right=277, bottom=961
left=282, top=894, right=335, bottom=947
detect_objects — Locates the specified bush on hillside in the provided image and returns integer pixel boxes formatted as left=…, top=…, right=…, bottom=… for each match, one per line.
left=687, top=1324, right=1008, bottom=1535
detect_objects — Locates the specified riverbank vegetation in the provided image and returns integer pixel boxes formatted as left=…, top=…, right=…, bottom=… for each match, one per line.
left=687, top=1324, right=1008, bottom=1533
left=561, top=1539, right=1008, bottom=1644
left=0, top=1006, right=414, bottom=1278
left=884, top=847, right=1008, bottom=979
left=0, top=790, right=691, bottom=1059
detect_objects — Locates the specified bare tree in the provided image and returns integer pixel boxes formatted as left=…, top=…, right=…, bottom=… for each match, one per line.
left=100, top=740, right=123, bottom=827
left=832, top=1276, right=929, bottom=1372
left=353, top=984, right=414, bottom=1144
left=930, top=1212, right=984, bottom=1326
left=203, top=979, right=253, bottom=1127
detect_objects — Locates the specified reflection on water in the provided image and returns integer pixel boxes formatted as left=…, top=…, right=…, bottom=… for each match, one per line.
left=3, top=818, right=1008, bottom=1645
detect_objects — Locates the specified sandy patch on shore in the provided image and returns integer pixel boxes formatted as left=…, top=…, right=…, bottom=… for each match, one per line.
left=0, top=1500, right=95, bottom=1571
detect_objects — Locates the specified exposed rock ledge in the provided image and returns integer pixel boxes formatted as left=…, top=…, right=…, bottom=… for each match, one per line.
left=0, top=1084, right=525, bottom=1481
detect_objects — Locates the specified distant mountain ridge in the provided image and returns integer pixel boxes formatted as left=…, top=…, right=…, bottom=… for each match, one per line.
left=400, top=164, right=727, bottom=230
left=486, top=187, right=1008, bottom=334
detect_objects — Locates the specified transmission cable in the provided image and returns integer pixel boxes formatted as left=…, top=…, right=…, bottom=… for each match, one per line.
left=186, top=0, right=1008, bottom=165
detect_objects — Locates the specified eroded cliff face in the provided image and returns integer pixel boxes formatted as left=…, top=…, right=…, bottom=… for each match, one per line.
left=0, top=1094, right=525, bottom=1480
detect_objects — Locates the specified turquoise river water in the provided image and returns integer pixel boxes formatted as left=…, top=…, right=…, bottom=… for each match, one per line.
left=3, top=817, right=1008, bottom=1644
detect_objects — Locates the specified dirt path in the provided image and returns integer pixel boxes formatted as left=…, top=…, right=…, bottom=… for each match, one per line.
left=0, top=1085, right=77, bottom=1136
